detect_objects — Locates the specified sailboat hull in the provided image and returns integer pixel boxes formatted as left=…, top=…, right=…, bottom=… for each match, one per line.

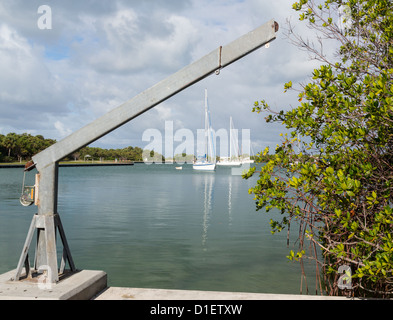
left=193, top=163, right=216, bottom=171
left=217, top=161, right=242, bottom=166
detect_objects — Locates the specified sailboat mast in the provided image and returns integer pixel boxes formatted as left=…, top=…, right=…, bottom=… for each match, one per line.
left=229, top=116, right=232, bottom=160
left=205, top=89, right=208, bottom=159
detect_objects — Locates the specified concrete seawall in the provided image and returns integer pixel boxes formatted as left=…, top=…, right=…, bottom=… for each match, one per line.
left=93, top=287, right=350, bottom=300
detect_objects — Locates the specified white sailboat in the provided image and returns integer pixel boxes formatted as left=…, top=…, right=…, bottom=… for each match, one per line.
left=217, top=116, right=242, bottom=166
left=193, top=89, right=216, bottom=171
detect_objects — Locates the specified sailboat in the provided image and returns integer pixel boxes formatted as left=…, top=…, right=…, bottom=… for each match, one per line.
left=217, top=116, right=242, bottom=166
left=193, top=89, right=216, bottom=171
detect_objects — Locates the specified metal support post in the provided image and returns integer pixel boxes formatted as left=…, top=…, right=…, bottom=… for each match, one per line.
left=35, top=162, right=59, bottom=281
left=13, top=162, right=75, bottom=282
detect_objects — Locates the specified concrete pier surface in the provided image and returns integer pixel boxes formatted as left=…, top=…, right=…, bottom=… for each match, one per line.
left=0, top=269, right=107, bottom=300
left=93, top=287, right=349, bottom=300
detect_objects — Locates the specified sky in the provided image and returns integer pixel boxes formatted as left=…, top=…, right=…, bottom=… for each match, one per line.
left=0, top=0, right=325, bottom=157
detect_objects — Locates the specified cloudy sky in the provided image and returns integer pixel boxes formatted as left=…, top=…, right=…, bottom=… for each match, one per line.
left=0, top=0, right=324, bottom=157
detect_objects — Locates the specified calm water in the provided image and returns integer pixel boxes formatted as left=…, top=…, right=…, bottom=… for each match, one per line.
left=0, top=163, right=316, bottom=294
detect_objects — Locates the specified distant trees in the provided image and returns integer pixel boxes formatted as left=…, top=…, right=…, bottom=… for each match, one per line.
left=0, top=132, right=146, bottom=163
left=174, top=153, right=195, bottom=163
left=0, top=133, right=56, bottom=162
left=76, top=146, right=145, bottom=162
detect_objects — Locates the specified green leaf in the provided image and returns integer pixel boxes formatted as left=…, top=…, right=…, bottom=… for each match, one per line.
left=326, top=167, right=334, bottom=175
left=284, top=81, right=293, bottom=93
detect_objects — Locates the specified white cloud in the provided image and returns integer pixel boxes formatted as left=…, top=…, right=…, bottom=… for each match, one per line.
left=0, top=24, right=69, bottom=127
left=54, top=120, right=72, bottom=138
left=85, top=10, right=198, bottom=74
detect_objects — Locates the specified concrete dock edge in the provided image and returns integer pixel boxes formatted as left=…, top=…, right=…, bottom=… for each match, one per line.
left=93, top=287, right=350, bottom=300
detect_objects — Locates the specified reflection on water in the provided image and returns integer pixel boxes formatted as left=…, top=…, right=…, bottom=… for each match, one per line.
left=0, top=164, right=317, bottom=294
left=201, top=173, right=214, bottom=248
left=228, top=176, right=233, bottom=227
left=201, top=174, right=236, bottom=248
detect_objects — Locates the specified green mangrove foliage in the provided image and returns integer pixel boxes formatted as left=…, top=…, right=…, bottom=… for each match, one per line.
left=244, top=0, right=393, bottom=297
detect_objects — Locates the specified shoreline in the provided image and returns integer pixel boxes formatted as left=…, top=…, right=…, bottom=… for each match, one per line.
left=0, top=161, right=135, bottom=169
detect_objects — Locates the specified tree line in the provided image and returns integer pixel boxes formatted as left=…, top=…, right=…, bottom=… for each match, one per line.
left=0, top=132, right=260, bottom=164
left=0, top=133, right=146, bottom=163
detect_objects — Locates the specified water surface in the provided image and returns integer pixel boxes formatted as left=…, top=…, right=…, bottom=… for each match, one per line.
left=0, top=163, right=316, bottom=294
